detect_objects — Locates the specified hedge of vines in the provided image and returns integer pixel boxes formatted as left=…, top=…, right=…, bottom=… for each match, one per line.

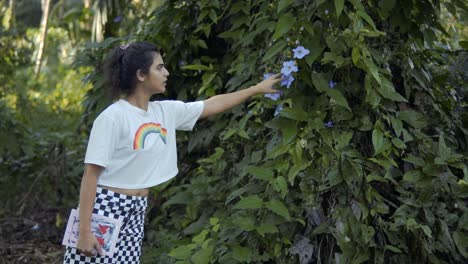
left=79, top=0, right=468, bottom=263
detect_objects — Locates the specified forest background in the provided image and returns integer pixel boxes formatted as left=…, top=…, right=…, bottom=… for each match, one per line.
left=0, top=0, right=467, bottom=263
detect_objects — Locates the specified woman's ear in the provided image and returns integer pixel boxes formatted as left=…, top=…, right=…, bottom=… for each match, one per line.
left=136, top=69, right=145, bottom=82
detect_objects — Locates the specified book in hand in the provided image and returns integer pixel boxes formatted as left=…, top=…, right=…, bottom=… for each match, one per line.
left=62, top=208, right=123, bottom=257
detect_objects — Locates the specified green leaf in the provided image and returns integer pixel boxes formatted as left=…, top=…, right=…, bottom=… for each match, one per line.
left=312, top=72, right=329, bottom=92
left=192, top=230, right=209, bottom=244
left=403, top=170, right=422, bottom=182
left=273, top=176, right=288, bottom=198
left=232, top=246, right=252, bottom=262
left=334, top=0, right=345, bottom=18
left=198, top=147, right=225, bottom=163
left=273, top=13, right=296, bottom=40
left=392, top=138, right=406, bottom=149
left=288, top=160, right=312, bottom=183
left=256, top=222, right=279, bottom=236
left=376, top=78, right=408, bottom=102
left=163, top=192, right=193, bottom=207
left=336, top=131, right=354, bottom=150
left=365, top=61, right=381, bottom=84
left=169, top=245, right=193, bottom=260
left=266, top=141, right=291, bottom=159
left=352, top=46, right=360, bottom=65
left=403, top=155, right=426, bottom=167
left=365, top=75, right=382, bottom=107
left=398, top=110, right=427, bottom=129
left=327, top=89, right=351, bottom=111
left=238, top=129, right=250, bottom=139
left=437, top=136, right=451, bottom=162
left=348, top=0, right=365, bottom=11
left=191, top=246, right=213, bottom=264
left=246, top=166, right=274, bottom=182
left=390, top=116, right=403, bottom=136
left=384, top=245, right=403, bottom=253
left=209, top=217, right=219, bottom=226
left=361, top=225, right=375, bottom=244
left=356, top=10, right=377, bottom=31
left=366, top=173, right=388, bottom=183
left=280, top=106, right=309, bottom=121
left=262, top=40, right=288, bottom=62
left=305, top=35, right=325, bottom=66
left=198, top=72, right=217, bottom=95
left=265, top=199, right=291, bottom=220
left=226, top=184, right=258, bottom=204
left=278, top=0, right=293, bottom=13
left=421, top=225, right=432, bottom=238
left=234, top=195, right=263, bottom=209
left=312, top=221, right=330, bottom=235
left=265, top=118, right=297, bottom=143
left=233, top=216, right=256, bottom=231
left=218, top=29, right=243, bottom=40
left=181, top=64, right=212, bottom=71
left=453, top=230, right=468, bottom=258
left=372, top=129, right=385, bottom=155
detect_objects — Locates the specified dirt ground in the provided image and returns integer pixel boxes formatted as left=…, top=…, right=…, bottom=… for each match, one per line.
left=0, top=213, right=65, bottom=264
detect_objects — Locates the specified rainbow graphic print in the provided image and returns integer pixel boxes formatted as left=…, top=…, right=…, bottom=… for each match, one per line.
left=133, top=122, right=167, bottom=150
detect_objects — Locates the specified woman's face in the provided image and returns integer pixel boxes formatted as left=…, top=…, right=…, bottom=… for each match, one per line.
left=141, top=53, right=169, bottom=94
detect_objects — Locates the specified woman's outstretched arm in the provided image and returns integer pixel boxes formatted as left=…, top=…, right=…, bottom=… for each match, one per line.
left=200, top=74, right=282, bottom=119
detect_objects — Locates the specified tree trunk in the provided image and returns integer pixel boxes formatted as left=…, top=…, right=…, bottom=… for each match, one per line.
left=34, top=0, right=52, bottom=79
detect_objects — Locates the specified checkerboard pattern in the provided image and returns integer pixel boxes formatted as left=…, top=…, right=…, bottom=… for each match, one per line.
left=63, top=187, right=147, bottom=263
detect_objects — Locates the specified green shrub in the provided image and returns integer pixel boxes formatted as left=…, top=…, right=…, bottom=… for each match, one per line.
left=80, top=0, right=468, bottom=263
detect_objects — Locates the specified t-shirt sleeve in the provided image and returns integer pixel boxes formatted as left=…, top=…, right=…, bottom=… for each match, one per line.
left=169, top=100, right=205, bottom=131
left=84, top=115, right=118, bottom=167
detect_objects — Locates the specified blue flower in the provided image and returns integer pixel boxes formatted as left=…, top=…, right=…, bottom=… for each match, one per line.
left=113, top=16, right=123, bottom=23
left=281, top=61, right=298, bottom=76
left=324, top=121, right=334, bottom=128
left=292, top=46, right=310, bottom=59
left=281, top=74, right=295, bottom=88
left=274, top=104, right=283, bottom=116
left=263, top=73, right=274, bottom=80
left=328, top=80, right=336, bottom=89
left=264, top=93, right=280, bottom=101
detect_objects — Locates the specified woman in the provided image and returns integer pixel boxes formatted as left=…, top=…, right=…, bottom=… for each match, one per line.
left=63, top=41, right=281, bottom=263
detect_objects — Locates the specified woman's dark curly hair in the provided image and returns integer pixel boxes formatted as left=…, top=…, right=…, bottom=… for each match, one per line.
left=103, top=41, right=160, bottom=100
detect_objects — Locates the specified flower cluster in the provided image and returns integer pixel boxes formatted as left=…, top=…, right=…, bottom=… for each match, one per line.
left=262, top=43, right=336, bottom=128
left=264, top=45, right=310, bottom=109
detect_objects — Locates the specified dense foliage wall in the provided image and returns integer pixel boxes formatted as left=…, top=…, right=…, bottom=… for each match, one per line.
left=50, top=0, right=468, bottom=263
left=0, top=5, right=103, bottom=261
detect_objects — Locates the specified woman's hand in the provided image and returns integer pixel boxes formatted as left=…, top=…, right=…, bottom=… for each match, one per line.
left=77, top=230, right=103, bottom=257
left=253, top=73, right=282, bottom=94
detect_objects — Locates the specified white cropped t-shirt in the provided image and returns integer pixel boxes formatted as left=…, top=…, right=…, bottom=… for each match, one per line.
left=84, top=99, right=205, bottom=189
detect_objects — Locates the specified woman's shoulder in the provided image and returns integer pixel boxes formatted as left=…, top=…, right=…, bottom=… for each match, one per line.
left=152, top=99, right=184, bottom=105
left=151, top=100, right=187, bottom=110
left=96, top=100, right=128, bottom=121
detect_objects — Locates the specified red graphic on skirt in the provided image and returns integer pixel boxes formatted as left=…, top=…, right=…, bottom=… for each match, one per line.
left=96, top=237, right=105, bottom=246
left=99, top=224, right=110, bottom=234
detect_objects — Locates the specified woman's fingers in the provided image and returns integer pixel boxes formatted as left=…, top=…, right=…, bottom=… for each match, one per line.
left=95, top=243, right=103, bottom=256
left=78, top=247, right=96, bottom=257
left=270, top=73, right=282, bottom=82
left=78, top=241, right=102, bottom=257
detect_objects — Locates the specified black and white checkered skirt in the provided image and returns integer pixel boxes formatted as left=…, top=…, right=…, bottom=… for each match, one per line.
left=63, top=186, right=147, bottom=264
